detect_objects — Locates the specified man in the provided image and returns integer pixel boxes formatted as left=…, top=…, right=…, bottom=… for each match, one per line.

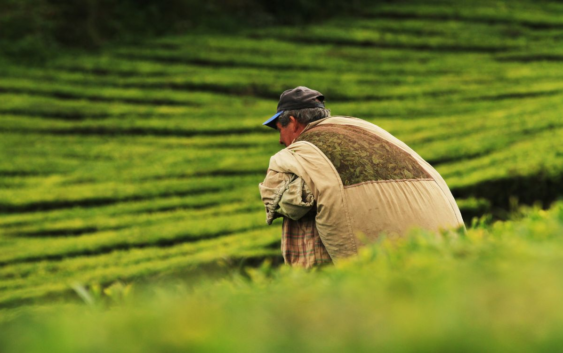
left=259, top=86, right=464, bottom=268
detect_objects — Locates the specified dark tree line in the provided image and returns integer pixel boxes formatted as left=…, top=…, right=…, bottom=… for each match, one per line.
left=0, top=0, right=381, bottom=61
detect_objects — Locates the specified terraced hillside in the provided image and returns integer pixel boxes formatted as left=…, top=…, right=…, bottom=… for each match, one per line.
left=2, top=0, right=563, bottom=309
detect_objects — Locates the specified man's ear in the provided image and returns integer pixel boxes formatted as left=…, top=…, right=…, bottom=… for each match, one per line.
left=289, top=116, right=299, bottom=132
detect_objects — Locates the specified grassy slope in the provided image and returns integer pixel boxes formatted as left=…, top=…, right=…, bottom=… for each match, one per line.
left=1, top=0, right=563, bottom=308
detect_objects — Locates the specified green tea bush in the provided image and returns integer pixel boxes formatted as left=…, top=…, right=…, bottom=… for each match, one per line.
left=0, top=0, right=375, bottom=62
left=2, top=0, right=563, bottom=323
left=0, top=227, right=280, bottom=307
left=2, top=203, right=563, bottom=352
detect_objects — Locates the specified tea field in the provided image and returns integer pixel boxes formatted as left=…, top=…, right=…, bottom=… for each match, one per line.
left=1, top=0, right=563, bottom=329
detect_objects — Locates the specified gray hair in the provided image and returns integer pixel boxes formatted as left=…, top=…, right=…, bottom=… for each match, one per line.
left=278, top=108, right=331, bottom=127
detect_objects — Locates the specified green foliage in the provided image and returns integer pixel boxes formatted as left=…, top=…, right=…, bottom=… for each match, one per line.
left=3, top=203, right=563, bottom=351
left=1, top=0, right=563, bottom=338
left=0, top=227, right=280, bottom=307
left=0, top=0, right=376, bottom=61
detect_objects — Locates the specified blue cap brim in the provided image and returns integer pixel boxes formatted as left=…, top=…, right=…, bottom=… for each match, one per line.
left=263, top=111, right=283, bottom=129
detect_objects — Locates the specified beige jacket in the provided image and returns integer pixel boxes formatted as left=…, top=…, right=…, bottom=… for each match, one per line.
left=259, top=116, right=464, bottom=261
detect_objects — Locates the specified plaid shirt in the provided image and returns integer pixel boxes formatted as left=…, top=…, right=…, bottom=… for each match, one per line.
left=281, top=209, right=332, bottom=268
left=259, top=169, right=332, bottom=268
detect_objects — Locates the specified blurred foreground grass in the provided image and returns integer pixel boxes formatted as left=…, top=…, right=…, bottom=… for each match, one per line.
left=2, top=202, right=563, bottom=352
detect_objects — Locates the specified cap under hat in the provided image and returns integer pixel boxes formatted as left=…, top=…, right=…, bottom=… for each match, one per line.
left=263, top=86, right=325, bottom=129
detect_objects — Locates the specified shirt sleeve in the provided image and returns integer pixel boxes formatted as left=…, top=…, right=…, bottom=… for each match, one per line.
left=258, top=169, right=315, bottom=225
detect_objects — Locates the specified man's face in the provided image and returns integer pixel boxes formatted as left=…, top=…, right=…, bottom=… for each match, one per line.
left=276, top=121, right=294, bottom=147
left=275, top=116, right=307, bottom=147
